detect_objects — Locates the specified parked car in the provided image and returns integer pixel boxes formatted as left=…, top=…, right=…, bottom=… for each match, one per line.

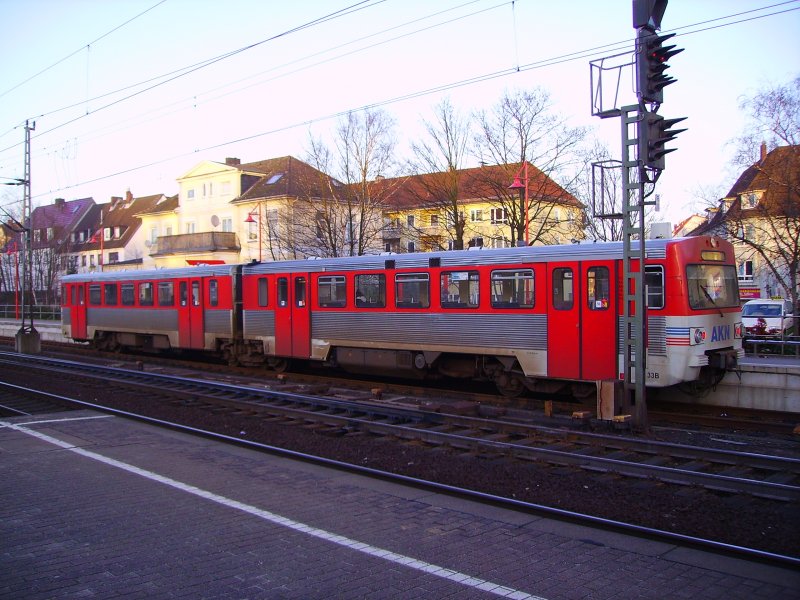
left=741, top=299, right=795, bottom=337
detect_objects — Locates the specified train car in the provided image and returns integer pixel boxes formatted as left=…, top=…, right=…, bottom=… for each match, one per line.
left=61, top=264, right=242, bottom=355
left=237, top=235, right=743, bottom=397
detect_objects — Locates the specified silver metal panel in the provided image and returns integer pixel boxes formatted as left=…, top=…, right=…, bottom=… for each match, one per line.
left=204, top=309, right=233, bottom=335
left=86, top=308, right=179, bottom=331
left=648, top=315, right=667, bottom=355
left=243, top=310, right=275, bottom=337
left=243, top=239, right=675, bottom=276
left=62, top=264, right=241, bottom=283
left=62, top=313, right=71, bottom=326
left=312, top=312, right=547, bottom=350
left=617, top=314, right=667, bottom=356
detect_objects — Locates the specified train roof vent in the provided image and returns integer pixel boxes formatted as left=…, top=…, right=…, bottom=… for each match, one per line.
left=385, top=259, right=396, bottom=270
left=429, top=257, right=440, bottom=267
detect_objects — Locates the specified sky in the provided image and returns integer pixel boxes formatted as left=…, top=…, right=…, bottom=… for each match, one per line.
left=0, top=0, right=798, bottom=231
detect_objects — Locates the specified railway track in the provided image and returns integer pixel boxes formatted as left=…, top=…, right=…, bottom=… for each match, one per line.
left=3, top=351, right=799, bottom=503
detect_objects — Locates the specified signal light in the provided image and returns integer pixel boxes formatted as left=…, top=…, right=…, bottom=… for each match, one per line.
left=637, top=30, right=683, bottom=104
left=638, top=110, right=687, bottom=172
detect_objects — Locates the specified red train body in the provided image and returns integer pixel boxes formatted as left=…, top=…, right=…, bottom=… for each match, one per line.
left=61, top=236, right=743, bottom=398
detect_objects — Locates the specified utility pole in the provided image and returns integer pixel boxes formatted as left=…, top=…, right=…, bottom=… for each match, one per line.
left=15, top=119, right=41, bottom=354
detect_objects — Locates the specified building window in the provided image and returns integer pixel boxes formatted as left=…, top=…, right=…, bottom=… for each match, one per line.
left=222, top=218, right=233, bottom=232
left=468, top=237, right=483, bottom=248
left=430, top=214, right=439, bottom=226
left=738, top=260, right=754, bottom=280
left=470, top=209, right=483, bottom=222
left=187, top=189, right=195, bottom=200
left=165, top=226, right=173, bottom=236
left=407, top=215, right=415, bottom=227
left=186, top=222, right=196, bottom=234
left=490, top=208, right=508, bottom=224
left=108, top=252, right=119, bottom=263
left=150, top=227, right=158, bottom=244
left=407, top=241, right=416, bottom=252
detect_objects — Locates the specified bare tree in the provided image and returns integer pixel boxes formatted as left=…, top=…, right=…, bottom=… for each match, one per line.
left=408, top=98, right=472, bottom=250
left=472, top=87, right=588, bottom=246
left=722, top=76, right=800, bottom=323
left=297, top=109, right=399, bottom=257
left=731, top=76, right=799, bottom=168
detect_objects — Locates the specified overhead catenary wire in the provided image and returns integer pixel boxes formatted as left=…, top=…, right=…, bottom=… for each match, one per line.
left=0, top=0, right=797, bottom=205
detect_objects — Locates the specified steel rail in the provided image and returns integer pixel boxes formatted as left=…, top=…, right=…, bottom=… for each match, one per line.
left=2, top=352, right=799, bottom=501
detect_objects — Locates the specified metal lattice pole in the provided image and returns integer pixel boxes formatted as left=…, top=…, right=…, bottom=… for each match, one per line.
left=620, top=106, right=648, bottom=428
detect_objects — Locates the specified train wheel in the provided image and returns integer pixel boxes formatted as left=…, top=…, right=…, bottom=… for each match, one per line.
left=494, top=371, right=525, bottom=397
left=268, top=357, right=290, bottom=373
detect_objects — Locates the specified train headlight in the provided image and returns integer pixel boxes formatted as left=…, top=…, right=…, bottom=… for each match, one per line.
left=734, top=322, right=743, bottom=339
left=690, top=327, right=706, bottom=345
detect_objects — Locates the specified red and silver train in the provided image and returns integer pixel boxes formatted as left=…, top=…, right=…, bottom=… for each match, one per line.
left=61, top=235, right=743, bottom=397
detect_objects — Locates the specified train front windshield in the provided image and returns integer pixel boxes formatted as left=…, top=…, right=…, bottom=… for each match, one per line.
left=686, top=264, right=739, bottom=310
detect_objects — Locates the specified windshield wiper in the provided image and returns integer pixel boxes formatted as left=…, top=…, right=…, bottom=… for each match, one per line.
left=700, top=285, right=724, bottom=317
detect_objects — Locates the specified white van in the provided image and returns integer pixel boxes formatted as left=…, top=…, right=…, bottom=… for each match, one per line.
left=741, top=299, right=795, bottom=337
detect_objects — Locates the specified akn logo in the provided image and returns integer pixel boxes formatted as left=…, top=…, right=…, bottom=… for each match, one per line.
left=711, top=325, right=730, bottom=342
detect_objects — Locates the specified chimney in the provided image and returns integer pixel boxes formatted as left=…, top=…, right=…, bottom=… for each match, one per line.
left=225, top=157, right=241, bottom=166
left=54, top=197, right=65, bottom=208
left=125, top=189, right=133, bottom=203
left=760, top=141, right=768, bottom=163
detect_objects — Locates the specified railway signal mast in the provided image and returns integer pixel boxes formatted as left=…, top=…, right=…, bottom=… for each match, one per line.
left=590, top=0, right=685, bottom=428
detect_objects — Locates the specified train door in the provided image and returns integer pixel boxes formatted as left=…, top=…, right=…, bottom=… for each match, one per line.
left=274, top=274, right=311, bottom=358
left=580, top=262, right=617, bottom=380
left=70, top=283, right=87, bottom=339
left=178, top=278, right=204, bottom=349
left=547, top=262, right=580, bottom=379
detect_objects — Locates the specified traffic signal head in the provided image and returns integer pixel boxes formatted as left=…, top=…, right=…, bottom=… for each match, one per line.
left=639, top=110, right=687, bottom=171
left=637, top=30, right=683, bottom=104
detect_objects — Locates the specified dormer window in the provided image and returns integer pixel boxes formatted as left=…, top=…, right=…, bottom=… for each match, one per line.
left=267, top=173, right=283, bottom=185
left=742, top=192, right=759, bottom=209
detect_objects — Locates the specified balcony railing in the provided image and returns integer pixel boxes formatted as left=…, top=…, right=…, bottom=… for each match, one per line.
left=151, top=232, right=240, bottom=255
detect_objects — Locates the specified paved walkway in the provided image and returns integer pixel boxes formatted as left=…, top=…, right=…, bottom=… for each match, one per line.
left=1, top=409, right=798, bottom=599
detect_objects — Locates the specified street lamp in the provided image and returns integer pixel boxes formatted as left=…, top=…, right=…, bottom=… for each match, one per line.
left=508, top=161, right=530, bottom=246
left=244, top=206, right=261, bottom=262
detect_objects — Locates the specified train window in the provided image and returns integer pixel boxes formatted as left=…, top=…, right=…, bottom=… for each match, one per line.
left=257, top=277, right=268, bottom=307
left=209, top=279, right=219, bottom=307
left=318, top=276, right=346, bottom=308
left=89, top=284, right=102, bottom=306
left=295, top=277, right=306, bottom=308
left=70, top=285, right=76, bottom=306
left=441, top=271, right=479, bottom=308
left=278, top=278, right=288, bottom=306
left=491, top=269, right=534, bottom=308
left=104, top=283, right=118, bottom=306
left=355, top=273, right=385, bottom=308
left=686, top=264, right=739, bottom=310
left=645, top=266, right=665, bottom=309
left=121, top=283, right=135, bottom=306
left=395, top=273, right=429, bottom=308
left=192, top=281, right=201, bottom=307
left=139, top=282, right=154, bottom=306
left=180, top=282, right=188, bottom=306
left=587, top=267, right=610, bottom=310
left=158, top=282, right=174, bottom=306
left=552, top=268, right=574, bottom=310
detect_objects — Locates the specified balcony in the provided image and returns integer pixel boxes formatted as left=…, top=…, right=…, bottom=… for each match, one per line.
left=150, top=232, right=240, bottom=256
